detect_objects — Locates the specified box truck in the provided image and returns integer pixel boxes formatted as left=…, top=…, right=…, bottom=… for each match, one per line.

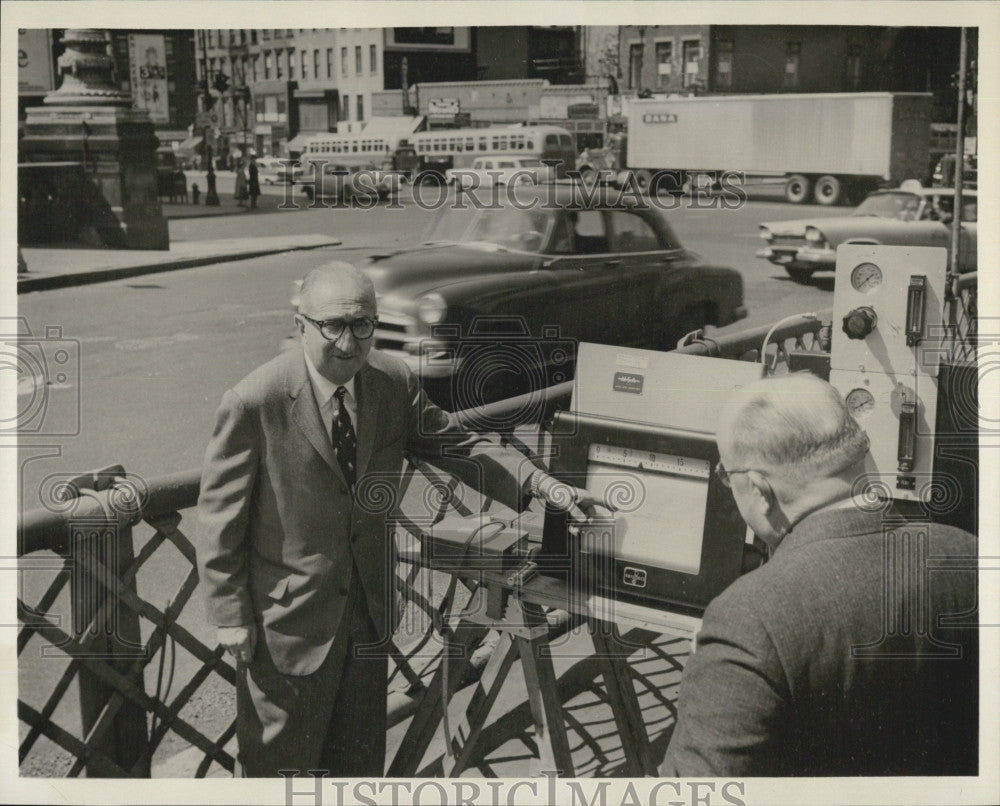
left=577, top=93, right=933, bottom=206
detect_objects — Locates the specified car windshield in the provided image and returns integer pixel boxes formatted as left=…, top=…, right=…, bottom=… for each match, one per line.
left=425, top=203, right=554, bottom=251
left=853, top=192, right=922, bottom=221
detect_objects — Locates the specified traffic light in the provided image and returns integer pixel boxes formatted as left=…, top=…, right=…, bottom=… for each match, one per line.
left=212, top=73, right=230, bottom=94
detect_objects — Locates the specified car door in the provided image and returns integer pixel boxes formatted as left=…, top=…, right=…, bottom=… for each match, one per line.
left=604, top=209, right=682, bottom=347
left=545, top=209, right=643, bottom=347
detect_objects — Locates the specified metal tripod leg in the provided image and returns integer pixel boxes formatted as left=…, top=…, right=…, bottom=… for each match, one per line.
left=591, top=623, right=657, bottom=775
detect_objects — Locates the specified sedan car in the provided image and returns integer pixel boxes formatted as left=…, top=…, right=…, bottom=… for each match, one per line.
left=360, top=185, right=747, bottom=411
left=757, top=185, right=977, bottom=283
left=298, top=162, right=397, bottom=204
left=256, top=156, right=302, bottom=185
left=445, top=157, right=552, bottom=188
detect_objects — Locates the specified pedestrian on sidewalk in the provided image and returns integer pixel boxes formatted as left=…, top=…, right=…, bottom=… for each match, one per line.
left=234, top=156, right=249, bottom=207
left=248, top=153, right=261, bottom=210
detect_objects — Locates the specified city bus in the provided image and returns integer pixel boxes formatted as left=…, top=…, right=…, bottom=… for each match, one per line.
left=408, top=125, right=576, bottom=180
left=299, top=124, right=576, bottom=182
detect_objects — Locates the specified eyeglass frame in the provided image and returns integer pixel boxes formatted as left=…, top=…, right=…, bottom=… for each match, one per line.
left=715, top=461, right=766, bottom=488
left=299, top=313, right=378, bottom=341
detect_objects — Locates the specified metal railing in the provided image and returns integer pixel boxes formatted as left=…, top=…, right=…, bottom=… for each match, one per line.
left=16, top=302, right=976, bottom=777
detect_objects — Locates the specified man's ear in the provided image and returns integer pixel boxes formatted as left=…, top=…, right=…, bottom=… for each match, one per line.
left=745, top=471, right=775, bottom=516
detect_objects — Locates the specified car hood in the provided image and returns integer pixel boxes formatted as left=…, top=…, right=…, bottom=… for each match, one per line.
left=363, top=243, right=539, bottom=296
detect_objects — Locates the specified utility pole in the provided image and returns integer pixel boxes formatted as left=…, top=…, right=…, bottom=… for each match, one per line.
left=949, top=27, right=968, bottom=279
left=199, top=30, right=220, bottom=205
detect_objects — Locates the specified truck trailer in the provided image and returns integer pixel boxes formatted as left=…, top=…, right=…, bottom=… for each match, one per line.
left=580, top=92, right=933, bottom=206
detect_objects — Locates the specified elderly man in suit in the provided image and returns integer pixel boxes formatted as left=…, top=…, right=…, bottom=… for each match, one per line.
left=660, top=373, right=978, bottom=776
left=198, top=261, right=597, bottom=777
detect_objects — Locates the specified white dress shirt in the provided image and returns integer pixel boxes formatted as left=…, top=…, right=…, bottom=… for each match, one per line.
left=303, top=351, right=357, bottom=438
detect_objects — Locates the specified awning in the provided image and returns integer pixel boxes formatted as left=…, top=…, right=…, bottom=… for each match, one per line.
left=176, top=136, right=203, bottom=153
left=360, top=116, right=424, bottom=143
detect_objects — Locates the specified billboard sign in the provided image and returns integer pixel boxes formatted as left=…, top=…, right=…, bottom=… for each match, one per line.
left=18, top=29, right=55, bottom=94
left=128, top=33, right=169, bottom=123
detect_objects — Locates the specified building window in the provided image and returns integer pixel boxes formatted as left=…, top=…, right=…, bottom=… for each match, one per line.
left=251, top=54, right=259, bottom=82
left=357, top=94, right=364, bottom=121
left=290, top=50, right=297, bottom=79
left=275, top=50, right=283, bottom=79
left=250, top=30, right=258, bottom=45
left=341, top=94, right=350, bottom=121
left=682, top=40, right=701, bottom=88
left=355, top=45, right=362, bottom=74
left=264, top=51, right=273, bottom=80
left=300, top=50, right=308, bottom=79
left=784, top=42, right=801, bottom=89
left=327, top=48, right=334, bottom=78
left=313, top=49, right=320, bottom=78
left=655, top=41, right=673, bottom=89
left=628, top=43, right=643, bottom=90
left=262, top=29, right=271, bottom=41
left=715, top=39, right=733, bottom=90
left=846, top=44, right=862, bottom=90
left=370, top=44, right=377, bottom=72
left=341, top=46, right=348, bottom=76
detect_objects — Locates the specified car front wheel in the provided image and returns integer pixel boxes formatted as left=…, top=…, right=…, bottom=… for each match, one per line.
left=785, top=266, right=815, bottom=284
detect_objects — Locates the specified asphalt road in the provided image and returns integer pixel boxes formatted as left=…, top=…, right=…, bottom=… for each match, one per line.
left=14, top=187, right=847, bottom=772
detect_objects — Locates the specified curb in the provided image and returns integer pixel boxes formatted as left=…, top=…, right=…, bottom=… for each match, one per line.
left=17, top=239, right=341, bottom=294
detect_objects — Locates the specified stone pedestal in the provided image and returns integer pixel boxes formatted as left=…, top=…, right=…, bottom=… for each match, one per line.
left=18, top=29, right=169, bottom=250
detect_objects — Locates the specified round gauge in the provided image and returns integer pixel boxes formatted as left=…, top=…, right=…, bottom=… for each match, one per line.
left=845, top=387, right=876, bottom=417
left=851, top=262, right=883, bottom=293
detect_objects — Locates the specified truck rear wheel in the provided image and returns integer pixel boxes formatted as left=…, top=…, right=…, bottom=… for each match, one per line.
left=633, top=169, right=653, bottom=193
left=814, top=175, right=842, bottom=206
left=784, top=174, right=811, bottom=204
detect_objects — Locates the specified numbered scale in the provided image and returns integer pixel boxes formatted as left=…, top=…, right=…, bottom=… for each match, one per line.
left=588, top=444, right=710, bottom=479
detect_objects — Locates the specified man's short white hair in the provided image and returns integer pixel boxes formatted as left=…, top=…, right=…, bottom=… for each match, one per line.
left=719, top=373, right=869, bottom=481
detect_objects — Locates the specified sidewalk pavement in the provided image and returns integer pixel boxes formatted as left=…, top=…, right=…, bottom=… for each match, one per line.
left=18, top=234, right=342, bottom=294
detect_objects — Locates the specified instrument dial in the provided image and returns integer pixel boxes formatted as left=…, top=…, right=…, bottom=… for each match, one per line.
left=845, top=388, right=876, bottom=417
left=851, top=262, right=883, bottom=293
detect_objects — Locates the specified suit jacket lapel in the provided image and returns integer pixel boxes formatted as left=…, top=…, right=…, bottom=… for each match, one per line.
left=354, top=362, right=380, bottom=481
left=288, top=352, right=342, bottom=479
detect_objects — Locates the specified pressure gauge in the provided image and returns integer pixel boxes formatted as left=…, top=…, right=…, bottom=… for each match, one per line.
left=851, top=262, right=883, bottom=293
left=845, top=387, right=876, bottom=417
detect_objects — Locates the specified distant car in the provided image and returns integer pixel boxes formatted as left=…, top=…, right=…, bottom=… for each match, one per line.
left=445, top=156, right=552, bottom=188
left=757, top=185, right=978, bottom=283
left=358, top=184, right=746, bottom=409
left=256, top=156, right=302, bottom=185
left=298, top=162, right=396, bottom=203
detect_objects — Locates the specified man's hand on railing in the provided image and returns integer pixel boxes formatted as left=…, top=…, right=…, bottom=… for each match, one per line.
left=531, top=471, right=608, bottom=522
left=218, top=624, right=257, bottom=665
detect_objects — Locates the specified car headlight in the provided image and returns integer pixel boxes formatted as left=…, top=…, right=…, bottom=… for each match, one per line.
left=759, top=226, right=773, bottom=241
left=417, top=293, right=448, bottom=325
left=804, top=226, right=825, bottom=243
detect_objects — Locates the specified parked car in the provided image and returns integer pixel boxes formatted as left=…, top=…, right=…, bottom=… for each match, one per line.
left=256, top=156, right=302, bottom=185
left=298, top=162, right=396, bottom=203
left=356, top=184, right=747, bottom=410
left=445, top=157, right=552, bottom=188
left=757, top=184, right=978, bottom=283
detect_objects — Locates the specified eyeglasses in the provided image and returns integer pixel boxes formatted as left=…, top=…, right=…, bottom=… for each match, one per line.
left=715, top=461, right=764, bottom=488
left=300, top=314, right=378, bottom=341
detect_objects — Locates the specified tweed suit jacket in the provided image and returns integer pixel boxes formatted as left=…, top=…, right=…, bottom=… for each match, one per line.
left=660, top=507, right=978, bottom=776
left=197, top=347, right=535, bottom=676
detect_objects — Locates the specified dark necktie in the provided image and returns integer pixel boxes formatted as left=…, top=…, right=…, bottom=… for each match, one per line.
left=332, top=386, right=357, bottom=488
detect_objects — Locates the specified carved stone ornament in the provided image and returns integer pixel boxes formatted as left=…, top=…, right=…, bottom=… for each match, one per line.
left=45, top=29, right=132, bottom=106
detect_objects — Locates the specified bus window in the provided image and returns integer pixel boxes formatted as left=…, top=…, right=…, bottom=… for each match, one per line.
left=545, top=134, right=559, bottom=146
left=526, top=139, right=534, bottom=150
left=478, top=138, right=487, bottom=151
left=466, top=138, right=474, bottom=150
left=559, top=134, right=573, bottom=147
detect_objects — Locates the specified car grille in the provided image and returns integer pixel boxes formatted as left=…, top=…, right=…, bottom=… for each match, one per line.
left=769, top=235, right=807, bottom=249
left=374, top=310, right=417, bottom=352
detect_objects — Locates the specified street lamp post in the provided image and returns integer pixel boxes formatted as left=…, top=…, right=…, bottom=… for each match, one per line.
left=199, top=30, right=220, bottom=206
